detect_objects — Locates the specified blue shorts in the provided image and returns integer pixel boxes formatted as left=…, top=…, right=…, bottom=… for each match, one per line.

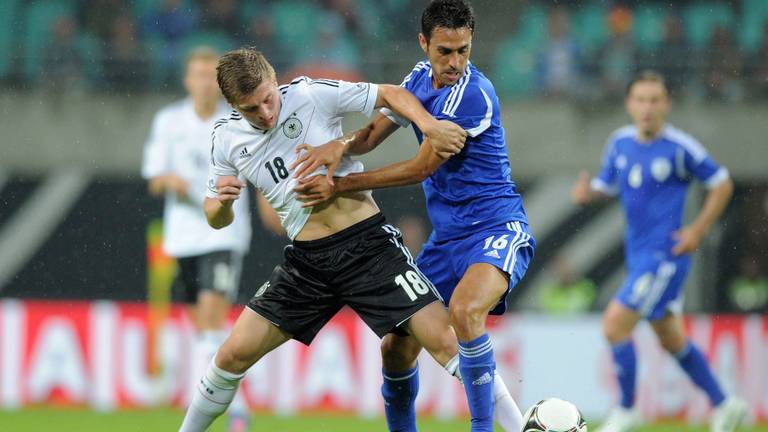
left=416, top=221, right=535, bottom=315
left=615, top=253, right=691, bottom=320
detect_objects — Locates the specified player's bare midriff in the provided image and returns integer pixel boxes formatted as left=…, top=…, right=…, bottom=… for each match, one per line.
left=293, top=190, right=380, bottom=241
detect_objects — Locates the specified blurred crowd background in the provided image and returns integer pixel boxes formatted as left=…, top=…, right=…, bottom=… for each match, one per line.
left=0, top=0, right=766, bottom=316
left=2, top=0, right=768, bottom=101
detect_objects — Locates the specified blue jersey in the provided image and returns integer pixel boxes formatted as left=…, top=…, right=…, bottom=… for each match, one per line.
left=384, top=61, right=528, bottom=241
left=592, top=124, right=728, bottom=268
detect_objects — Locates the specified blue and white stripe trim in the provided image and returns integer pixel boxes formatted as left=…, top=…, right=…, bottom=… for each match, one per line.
left=458, top=338, right=493, bottom=359
left=502, top=221, right=532, bottom=274
left=441, top=65, right=472, bottom=117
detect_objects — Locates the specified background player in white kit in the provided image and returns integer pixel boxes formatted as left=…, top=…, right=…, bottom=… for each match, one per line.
left=141, top=47, right=252, bottom=432
left=178, top=47, right=473, bottom=431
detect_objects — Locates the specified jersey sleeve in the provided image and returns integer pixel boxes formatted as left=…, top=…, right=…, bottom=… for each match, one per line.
left=141, top=111, right=171, bottom=179
left=379, top=63, right=426, bottom=128
left=677, top=137, right=730, bottom=189
left=434, top=83, right=494, bottom=138
left=308, top=78, right=379, bottom=117
left=205, top=130, right=238, bottom=199
left=591, top=138, right=620, bottom=196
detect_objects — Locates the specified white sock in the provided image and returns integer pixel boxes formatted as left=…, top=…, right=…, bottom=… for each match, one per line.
left=199, top=331, right=248, bottom=417
left=445, top=354, right=523, bottom=432
left=179, top=358, right=245, bottom=432
left=492, top=370, right=523, bottom=432
left=445, top=354, right=462, bottom=381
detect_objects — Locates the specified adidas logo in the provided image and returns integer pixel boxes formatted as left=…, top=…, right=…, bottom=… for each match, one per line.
left=483, top=249, right=501, bottom=259
left=239, top=147, right=252, bottom=159
left=471, top=372, right=492, bottom=386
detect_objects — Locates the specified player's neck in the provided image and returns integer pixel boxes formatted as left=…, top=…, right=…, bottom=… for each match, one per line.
left=637, top=124, right=664, bottom=143
left=193, top=99, right=217, bottom=120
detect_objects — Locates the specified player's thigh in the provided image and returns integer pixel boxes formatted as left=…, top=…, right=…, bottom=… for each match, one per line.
left=196, top=290, right=230, bottom=329
left=451, top=263, right=510, bottom=316
left=342, top=225, right=442, bottom=340
left=452, top=221, right=535, bottom=315
left=649, top=312, right=687, bottom=353
left=381, top=333, right=423, bottom=372
left=406, top=301, right=458, bottom=366
left=615, top=257, right=689, bottom=320
left=603, top=300, right=642, bottom=343
left=217, top=307, right=291, bottom=374
left=248, top=261, right=341, bottom=346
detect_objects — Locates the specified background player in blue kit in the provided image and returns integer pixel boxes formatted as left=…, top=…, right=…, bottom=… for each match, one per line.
left=293, top=2, right=532, bottom=431
left=571, top=71, right=746, bottom=432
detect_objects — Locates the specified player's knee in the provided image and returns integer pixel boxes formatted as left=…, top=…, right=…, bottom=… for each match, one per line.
left=602, top=316, right=630, bottom=344
left=380, top=336, right=419, bottom=371
left=448, top=301, right=486, bottom=339
left=214, top=342, right=254, bottom=375
left=656, top=328, right=687, bottom=354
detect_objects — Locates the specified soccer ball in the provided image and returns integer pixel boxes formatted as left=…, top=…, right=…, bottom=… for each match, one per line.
left=522, top=398, right=587, bottom=432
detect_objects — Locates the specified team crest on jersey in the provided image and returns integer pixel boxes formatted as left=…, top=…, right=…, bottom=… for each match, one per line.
left=651, top=158, right=672, bottom=182
left=282, top=116, right=303, bottom=139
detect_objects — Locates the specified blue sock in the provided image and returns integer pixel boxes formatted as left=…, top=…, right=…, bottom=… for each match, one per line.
left=674, top=341, right=726, bottom=407
left=459, top=333, right=495, bottom=432
left=611, top=340, right=637, bottom=409
left=381, top=364, right=419, bottom=432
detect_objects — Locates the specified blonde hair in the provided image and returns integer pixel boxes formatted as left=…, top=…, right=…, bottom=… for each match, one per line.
left=184, top=46, right=220, bottom=72
left=216, top=47, right=276, bottom=104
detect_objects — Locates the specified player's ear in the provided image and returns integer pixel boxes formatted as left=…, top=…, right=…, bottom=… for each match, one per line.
left=418, top=33, right=428, bottom=54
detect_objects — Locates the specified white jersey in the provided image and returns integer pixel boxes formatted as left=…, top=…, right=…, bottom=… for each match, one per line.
left=206, top=77, right=378, bottom=240
left=142, top=97, right=251, bottom=257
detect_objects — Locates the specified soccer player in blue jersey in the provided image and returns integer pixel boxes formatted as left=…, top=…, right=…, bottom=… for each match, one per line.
left=571, top=71, right=746, bottom=432
left=292, top=2, right=531, bottom=431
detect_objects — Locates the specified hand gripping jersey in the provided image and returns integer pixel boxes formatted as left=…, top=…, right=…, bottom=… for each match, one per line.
left=591, top=124, right=729, bottom=268
left=206, top=77, right=379, bottom=240
left=382, top=61, right=528, bottom=241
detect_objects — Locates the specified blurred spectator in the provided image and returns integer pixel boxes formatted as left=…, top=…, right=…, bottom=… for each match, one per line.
left=42, top=16, right=85, bottom=92
left=142, top=0, right=196, bottom=85
left=199, top=0, right=241, bottom=35
left=142, top=0, right=196, bottom=43
left=103, top=14, right=149, bottom=92
left=727, top=255, right=768, bottom=312
left=240, top=15, right=280, bottom=69
left=648, top=14, right=692, bottom=97
left=322, top=0, right=362, bottom=38
left=746, top=23, right=768, bottom=100
left=597, top=6, right=636, bottom=101
left=303, top=12, right=361, bottom=69
left=536, top=6, right=583, bottom=98
left=396, top=215, right=428, bottom=257
left=78, top=0, right=125, bottom=39
left=539, top=254, right=596, bottom=315
left=703, top=25, right=744, bottom=102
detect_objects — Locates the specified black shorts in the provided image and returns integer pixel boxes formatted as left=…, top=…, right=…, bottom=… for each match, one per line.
left=247, top=213, right=441, bottom=345
left=173, top=250, right=243, bottom=303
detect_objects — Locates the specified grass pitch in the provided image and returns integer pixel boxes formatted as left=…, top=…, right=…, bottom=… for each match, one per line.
left=0, top=408, right=765, bottom=431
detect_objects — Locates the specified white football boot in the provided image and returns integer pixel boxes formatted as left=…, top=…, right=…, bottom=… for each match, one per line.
left=710, top=397, right=748, bottom=432
left=596, top=407, right=642, bottom=432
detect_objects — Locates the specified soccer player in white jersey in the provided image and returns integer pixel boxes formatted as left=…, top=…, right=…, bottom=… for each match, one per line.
left=178, top=47, right=472, bottom=431
left=571, top=71, right=746, bottom=432
left=141, top=47, right=252, bottom=432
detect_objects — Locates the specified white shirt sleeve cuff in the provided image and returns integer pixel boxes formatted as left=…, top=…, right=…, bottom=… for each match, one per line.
left=704, top=167, right=730, bottom=189
left=591, top=177, right=619, bottom=196
left=379, top=107, right=410, bottom=128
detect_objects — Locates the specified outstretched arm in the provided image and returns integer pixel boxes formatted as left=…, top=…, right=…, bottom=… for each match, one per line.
left=294, top=138, right=446, bottom=207
left=571, top=171, right=613, bottom=205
